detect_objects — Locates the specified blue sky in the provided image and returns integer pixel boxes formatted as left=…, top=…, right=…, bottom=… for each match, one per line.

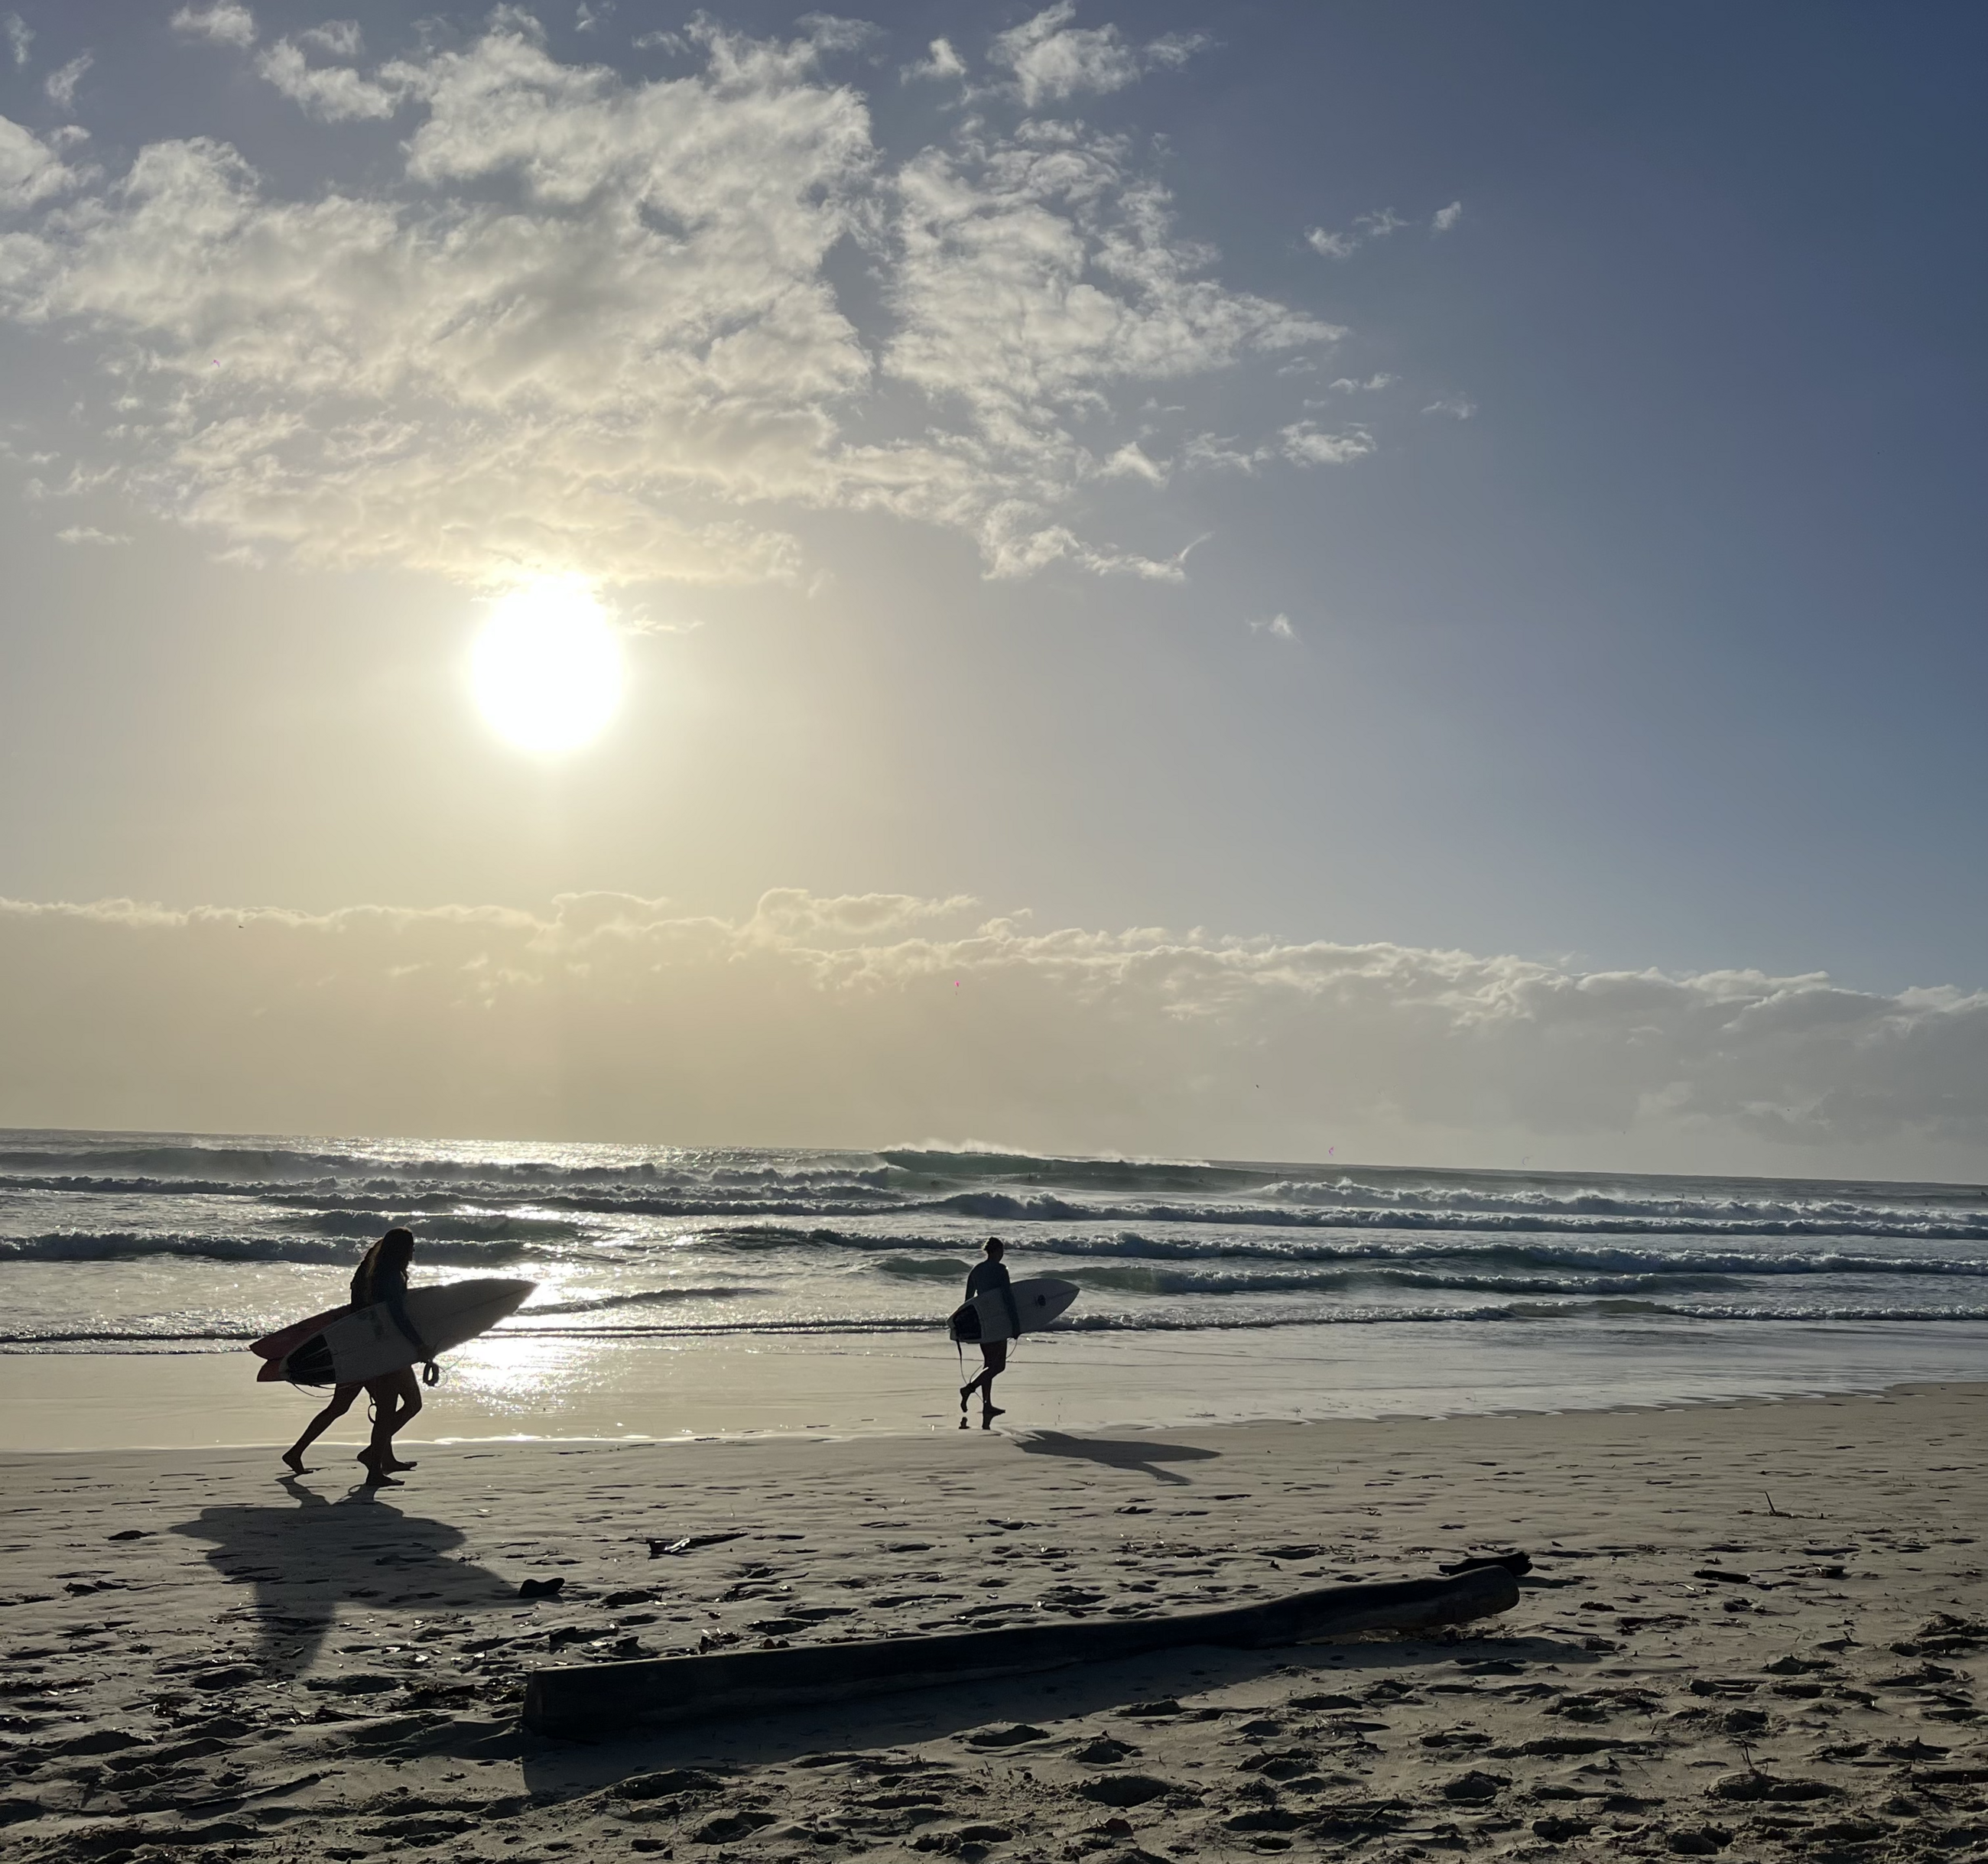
left=0, top=2, right=1983, bottom=1167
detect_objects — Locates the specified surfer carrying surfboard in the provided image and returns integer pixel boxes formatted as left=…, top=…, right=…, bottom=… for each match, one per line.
left=281, top=1228, right=437, bottom=1485
left=959, top=1237, right=1022, bottom=1428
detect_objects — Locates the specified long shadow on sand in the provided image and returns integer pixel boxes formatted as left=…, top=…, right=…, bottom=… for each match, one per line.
left=516, top=1631, right=1600, bottom=1791
left=171, top=1477, right=515, bottom=1673
left=1012, top=1431, right=1220, bottom=1484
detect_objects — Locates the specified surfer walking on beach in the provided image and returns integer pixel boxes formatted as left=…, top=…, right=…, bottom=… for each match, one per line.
left=960, top=1236, right=1022, bottom=1430
left=281, top=1227, right=437, bottom=1486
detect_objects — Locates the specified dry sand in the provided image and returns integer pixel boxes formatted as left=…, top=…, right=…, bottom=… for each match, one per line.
left=2, top=1385, right=1985, bottom=1863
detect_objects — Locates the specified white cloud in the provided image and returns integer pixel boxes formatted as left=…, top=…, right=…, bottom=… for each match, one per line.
left=1432, top=199, right=1463, bottom=233
left=54, top=523, right=130, bottom=545
left=989, top=3, right=1206, bottom=109
left=1309, top=208, right=1425, bottom=261
left=1181, top=433, right=1261, bottom=474
left=255, top=40, right=411, bottom=120
left=1278, top=421, right=1375, bottom=466
left=1249, top=612, right=1296, bottom=639
left=1183, top=421, right=1374, bottom=476
left=575, top=2, right=612, bottom=32
left=886, top=125, right=1337, bottom=570
left=0, top=115, right=75, bottom=208
left=903, top=36, right=966, bottom=83
left=2, top=892, right=1983, bottom=1172
left=1421, top=396, right=1476, bottom=420
left=1144, top=31, right=1211, bottom=72
left=43, top=51, right=89, bottom=112
left=1327, top=373, right=1395, bottom=393
left=749, top=888, right=979, bottom=940
left=1099, top=441, right=1165, bottom=484
left=297, top=20, right=362, bottom=58
left=0, top=22, right=1343, bottom=587
left=4, top=13, right=29, bottom=67
left=171, top=3, right=256, bottom=48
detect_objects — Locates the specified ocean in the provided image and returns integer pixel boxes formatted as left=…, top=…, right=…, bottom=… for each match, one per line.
left=4, top=1129, right=1986, bottom=1437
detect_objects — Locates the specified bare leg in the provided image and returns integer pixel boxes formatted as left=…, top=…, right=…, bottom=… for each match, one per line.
left=359, top=1369, right=422, bottom=1485
left=980, top=1366, right=1004, bottom=1428
left=284, top=1385, right=359, bottom=1473
left=975, top=1344, right=1005, bottom=1429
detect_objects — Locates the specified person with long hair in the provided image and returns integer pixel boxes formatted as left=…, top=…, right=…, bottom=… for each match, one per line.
left=281, top=1227, right=436, bottom=1486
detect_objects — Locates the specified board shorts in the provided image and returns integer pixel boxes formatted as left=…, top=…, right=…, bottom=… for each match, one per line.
left=979, top=1340, right=1008, bottom=1374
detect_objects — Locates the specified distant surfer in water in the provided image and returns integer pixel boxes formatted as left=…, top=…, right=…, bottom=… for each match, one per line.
left=281, top=1227, right=437, bottom=1486
left=960, top=1236, right=1022, bottom=1430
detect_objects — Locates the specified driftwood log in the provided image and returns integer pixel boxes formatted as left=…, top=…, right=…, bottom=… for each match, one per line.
left=523, top=1565, right=1519, bottom=1738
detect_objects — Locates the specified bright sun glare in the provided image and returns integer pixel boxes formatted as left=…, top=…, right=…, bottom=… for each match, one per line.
left=471, top=579, right=624, bottom=754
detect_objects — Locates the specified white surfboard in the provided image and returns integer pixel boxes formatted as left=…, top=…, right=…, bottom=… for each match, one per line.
left=255, top=1278, right=534, bottom=1386
left=948, top=1275, right=1079, bottom=1346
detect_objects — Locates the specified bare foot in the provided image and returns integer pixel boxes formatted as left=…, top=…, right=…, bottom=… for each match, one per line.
left=384, top=1457, right=418, bottom=1472
left=281, top=1450, right=307, bottom=1474
left=981, top=1405, right=1005, bottom=1430
left=357, top=1450, right=402, bottom=1488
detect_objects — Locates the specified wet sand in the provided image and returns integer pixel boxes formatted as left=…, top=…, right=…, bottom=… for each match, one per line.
left=2, top=1385, right=1984, bottom=1862
left=10, top=1317, right=1988, bottom=1451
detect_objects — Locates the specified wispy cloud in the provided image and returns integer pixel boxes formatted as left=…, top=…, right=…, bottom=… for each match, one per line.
left=43, top=51, right=90, bottom=112
left=3, top=13, right=29, bottom=68
left=1181, top=421, right=1372, bottom=475
left=1278, top=421, right=1376, bottom=466
left=902, top=36, right=965, bottom=83
left=297, top=20, right=362, bottom=59
left=1327, top=373, right=1396, bottom=394
left=0, top=116, right=76, bottom=207
left=1249, top=612, right=1297, bottom=640
left=989, top=2, right=1207, bottom=109
left=0, top=20, right=1339, bottom=588
left=254, top=40, right=412, bottom=120
left=1100, top=441, right=1167, bottom=485
left=54, top=524, right=130, bottom=546
left=170, top=2, right=256, bottom=48
left=1308, top=203, right=1448, bottom=261
left=1421, top=396, right=1476, bottom=420
left=4, top=892, right=1983, bottom=1170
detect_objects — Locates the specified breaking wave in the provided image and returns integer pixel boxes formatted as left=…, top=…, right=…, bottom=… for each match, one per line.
left=7, top=1130, right=1988, bottom=1367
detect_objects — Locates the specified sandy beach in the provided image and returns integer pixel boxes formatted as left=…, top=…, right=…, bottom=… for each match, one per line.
left=2, top=1384, right=1985, bottom=1862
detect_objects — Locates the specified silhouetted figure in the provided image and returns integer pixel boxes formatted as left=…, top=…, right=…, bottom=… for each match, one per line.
left=960, top=1236, right=1022, bottom=1429
left=282, top=1227, right=436, bottom=1485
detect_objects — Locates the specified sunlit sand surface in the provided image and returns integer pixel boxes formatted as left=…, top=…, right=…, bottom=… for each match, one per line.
left=2, top=1385, right=1983, bottom=1862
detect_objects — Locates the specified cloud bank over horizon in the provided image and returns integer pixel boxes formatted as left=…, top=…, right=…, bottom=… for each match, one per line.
left=0, top=8, right=1367, bottom=587
left=2, top=891, right=1983, bottom=1179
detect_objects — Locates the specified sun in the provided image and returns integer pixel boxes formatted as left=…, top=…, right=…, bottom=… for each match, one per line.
left=470, top=579, right=624, bottom=755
